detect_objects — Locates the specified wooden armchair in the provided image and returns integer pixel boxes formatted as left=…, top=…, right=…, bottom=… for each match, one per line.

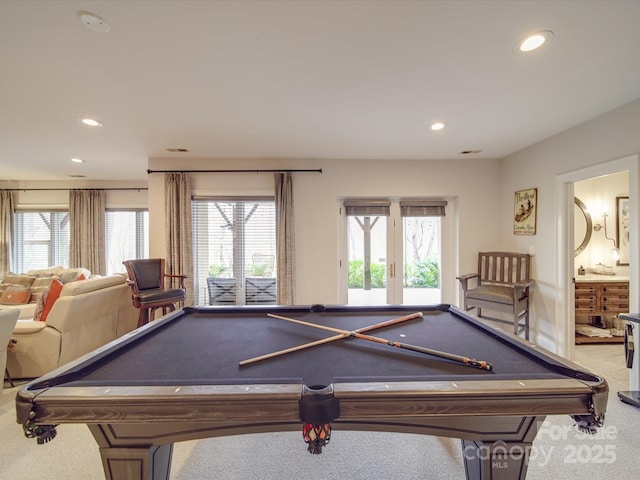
left=457, top=252, right=534, bottom=339
left=123, top=259, right=186, bottom=328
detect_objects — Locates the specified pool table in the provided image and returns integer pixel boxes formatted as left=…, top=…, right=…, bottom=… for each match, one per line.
left=16, top=304, right=608, bottom=480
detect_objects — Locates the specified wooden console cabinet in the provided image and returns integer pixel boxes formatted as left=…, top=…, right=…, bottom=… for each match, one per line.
left=575, top=279, right=629, bottom=344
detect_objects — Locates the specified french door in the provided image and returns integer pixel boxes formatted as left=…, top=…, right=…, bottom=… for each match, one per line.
left=344, top=199, right=446, bottom=305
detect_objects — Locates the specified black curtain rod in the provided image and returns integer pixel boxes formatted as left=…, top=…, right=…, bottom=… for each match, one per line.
left=3, top=188, right=148, bottom=192
left=147, top=168, right=322, bottom=174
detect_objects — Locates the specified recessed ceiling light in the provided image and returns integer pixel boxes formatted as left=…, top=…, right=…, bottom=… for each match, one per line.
left=430, top=122, right=446, bottom=131
left=80, top=118, right=103, bottom=127
left=516, top=30, right=554, bottom=53
left=71, top=158, right=84, bottom=163
left=78, top=11, right=110, bottom=33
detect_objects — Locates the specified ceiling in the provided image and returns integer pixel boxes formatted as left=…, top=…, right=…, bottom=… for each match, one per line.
left=1, top=1, right=640, bottom=181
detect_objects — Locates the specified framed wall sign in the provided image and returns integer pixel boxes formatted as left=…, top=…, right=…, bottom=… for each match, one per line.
left=514, top=188, right=537, bottom=235
left=616, top=196, right=629, bottom=265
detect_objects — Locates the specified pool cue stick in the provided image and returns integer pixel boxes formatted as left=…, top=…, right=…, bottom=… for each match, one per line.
left=239, top=312, right=424, bottom=366
left=267, top=313, right=493, bottom=371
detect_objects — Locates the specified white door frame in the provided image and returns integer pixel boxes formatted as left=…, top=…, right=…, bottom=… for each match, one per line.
left=555, top=154, right=639, bottom=366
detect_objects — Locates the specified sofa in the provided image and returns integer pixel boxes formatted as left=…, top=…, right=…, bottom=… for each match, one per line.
left=6, top=274, right=139, bottom=379
left=0, top=266, right=91, bottom=320
left=1, top=308, right=20, bottom=393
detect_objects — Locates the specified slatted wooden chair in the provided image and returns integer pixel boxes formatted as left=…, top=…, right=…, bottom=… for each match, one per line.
left=457, top=252, right=534, bottom=339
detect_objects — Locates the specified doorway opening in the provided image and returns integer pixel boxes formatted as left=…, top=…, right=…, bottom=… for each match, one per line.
left=555, top=154, right=638, bottom=366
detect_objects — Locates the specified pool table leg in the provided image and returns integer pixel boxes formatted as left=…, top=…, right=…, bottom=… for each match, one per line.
left=88, top=425, right=173, bottom=480
left=461, top=439, right=532, bottom=480
left=97, top=444, right=173, bottom=480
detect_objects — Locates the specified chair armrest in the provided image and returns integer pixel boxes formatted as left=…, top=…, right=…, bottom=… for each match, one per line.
left=164, top=273, right=187, bottom=289
left=514, top=279, right=535, bottom=289
left=456, top=273, right=478, bottom=281
left=456, top=273, right=479, bottom=291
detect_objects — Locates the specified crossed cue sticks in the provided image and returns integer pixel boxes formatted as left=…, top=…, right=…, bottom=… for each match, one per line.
left=239, top=311, right=492, bottom=370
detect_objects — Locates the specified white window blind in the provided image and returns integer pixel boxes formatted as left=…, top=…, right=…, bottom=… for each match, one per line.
left=192, top=198, right=276, bottom=305
left=12, top=211, right=70, bottom=272
left=105, top=209, right=149, bottom=275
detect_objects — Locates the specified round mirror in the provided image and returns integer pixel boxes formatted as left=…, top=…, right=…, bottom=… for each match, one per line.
left=575, top=197, right=592, bottom=256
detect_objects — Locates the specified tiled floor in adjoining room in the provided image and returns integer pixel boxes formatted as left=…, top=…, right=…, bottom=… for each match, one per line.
left=574, top=343, right=629, bottom=390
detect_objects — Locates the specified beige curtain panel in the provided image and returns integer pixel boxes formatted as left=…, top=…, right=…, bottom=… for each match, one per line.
left=274, top=172, right=295, bottom=305
left=0, top=190, right=15, bottom=275
left=164, top=172, right=194, bottom=305
left=69, top=189, right=106, bottom=275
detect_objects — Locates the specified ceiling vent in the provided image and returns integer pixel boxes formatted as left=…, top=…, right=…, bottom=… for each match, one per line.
left=166, top=148, right=189, bottom=153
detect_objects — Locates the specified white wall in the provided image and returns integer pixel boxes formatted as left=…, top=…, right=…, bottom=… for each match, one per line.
left=149, top=98, right=640, bottom=355
left=6, top=98, right=640, bottom=355
left=147, top=157, right=503, bottom=307
left=499, top=98, right=640, bottom=351
left=0, top=180, right=148, bottom=209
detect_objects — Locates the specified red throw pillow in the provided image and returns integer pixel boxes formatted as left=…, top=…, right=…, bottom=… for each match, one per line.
left=40, top=279, right=63, bottom=323
left=76, top=273, right=86, bottom=281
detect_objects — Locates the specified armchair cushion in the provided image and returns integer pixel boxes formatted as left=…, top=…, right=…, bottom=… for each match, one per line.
left=465, top=285, right=526, bottom=305
left=136, top=288, right=185, bottom=303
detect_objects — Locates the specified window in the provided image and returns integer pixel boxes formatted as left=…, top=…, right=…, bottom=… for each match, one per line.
left=105, top=209, right=149, bottom=275
left=12, top=211, right=70, bottom=273
left=344, top=199, right=446, bottom=305
left=192, top=198, right=276, bottom=306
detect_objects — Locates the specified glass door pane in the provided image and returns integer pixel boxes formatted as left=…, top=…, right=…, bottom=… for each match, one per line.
left=347, top=215, right=388, bottom=305
left=192, top=200, right=276, bottom=306
left=402, top=216, right=442, bottom=305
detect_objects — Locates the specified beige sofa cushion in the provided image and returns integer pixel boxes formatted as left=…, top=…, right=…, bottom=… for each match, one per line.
left=60, top=274, right=125, bottom=297
left=0, top=303, right=37, bottom=320
left=0, top=274, right=36, bottom=295
left=26, top=266, right=63, bottom=277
